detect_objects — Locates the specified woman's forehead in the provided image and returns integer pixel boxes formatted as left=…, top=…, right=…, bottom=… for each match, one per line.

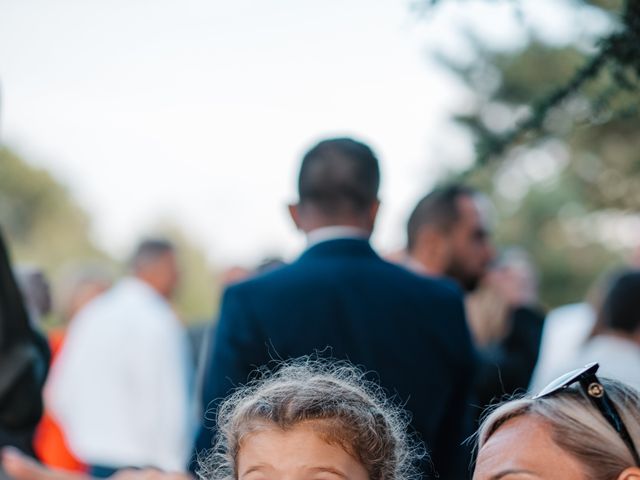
left=474, top=416, right=585, bottom=480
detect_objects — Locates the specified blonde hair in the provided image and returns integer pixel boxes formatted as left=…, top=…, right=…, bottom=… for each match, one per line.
left=198, top=360, right=424, bottom=480
left=477, top=379, right=640, bottom=479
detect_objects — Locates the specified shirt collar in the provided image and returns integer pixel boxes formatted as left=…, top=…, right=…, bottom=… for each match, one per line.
left=306, top=226, right=369, bottom=247
left=120, top=276, right=164, bottom=301
left=403, top=256, right=429, bottom=275
left=402, top=254, right=444, bottom=278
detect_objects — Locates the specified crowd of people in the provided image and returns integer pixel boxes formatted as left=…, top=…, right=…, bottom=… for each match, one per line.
left=0, top=136, right=639, bottom=479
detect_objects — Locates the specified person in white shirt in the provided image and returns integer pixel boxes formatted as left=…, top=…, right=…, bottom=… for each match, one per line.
left=47, top=239, right=194, bottom=476
left=528, top=302, right=596, bottom=392
left=557, top=270, right=640, bottom=391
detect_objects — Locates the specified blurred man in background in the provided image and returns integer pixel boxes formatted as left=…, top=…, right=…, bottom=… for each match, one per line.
left=46, top=239, right=193, bottom=477
left=405, top=184, right=545, bottom=414
left=195, top=138, right=476, bottom=480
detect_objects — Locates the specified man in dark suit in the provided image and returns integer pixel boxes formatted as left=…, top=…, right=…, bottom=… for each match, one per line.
left=195, top=138, right=476, bottom=479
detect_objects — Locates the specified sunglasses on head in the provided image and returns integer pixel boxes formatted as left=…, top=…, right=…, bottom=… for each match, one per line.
left=534, top=362, right=640, bottom=466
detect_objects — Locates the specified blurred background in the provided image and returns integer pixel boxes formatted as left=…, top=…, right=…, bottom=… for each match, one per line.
left=1, top=0, right=638, bottom=325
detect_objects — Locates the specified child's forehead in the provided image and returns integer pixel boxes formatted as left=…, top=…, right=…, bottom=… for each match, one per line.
left=237, top=419, right=362, bottom=466
left=238, top=418, right=348, bottom=440
left=236, top=423, right=368, bottom=479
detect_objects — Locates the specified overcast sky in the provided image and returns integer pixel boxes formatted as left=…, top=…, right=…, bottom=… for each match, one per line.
left=0, top=0, right=596, bottom=266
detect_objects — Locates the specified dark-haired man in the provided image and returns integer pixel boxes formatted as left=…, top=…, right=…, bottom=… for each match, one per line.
left=195, top=138, right=477, bottom=479
left=405, top=185, right=544, bottom=414
left=406, top=185, right=494, bottom=292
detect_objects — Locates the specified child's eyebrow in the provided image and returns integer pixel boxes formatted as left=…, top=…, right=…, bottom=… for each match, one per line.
left=307, top=466, right=350, bottom=479
left=489, top=469, right=539, bottom=480
left=240, top=464, right=273, bottom=477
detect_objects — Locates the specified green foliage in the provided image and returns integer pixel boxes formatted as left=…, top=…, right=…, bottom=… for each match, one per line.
left=461, top=0, right=639, bottom=165
left=425, top=0, right=640, bottom=307
left=0, top=146, right=107, bottom=271
left=494, top=45, right=586, bottom=104
left=495, top=174, right=621, bottom=305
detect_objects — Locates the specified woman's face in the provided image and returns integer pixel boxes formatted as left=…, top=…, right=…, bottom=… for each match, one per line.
left=237, top=423, right=369, bottom=480
left=473, top=415, right=587, bottom=480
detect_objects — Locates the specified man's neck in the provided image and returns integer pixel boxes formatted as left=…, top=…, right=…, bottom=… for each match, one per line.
left=131, top=274, right=170, bottom=300
left=306, top=225, right=370, bottom=247
left=404, top=252, right=442, bottom=277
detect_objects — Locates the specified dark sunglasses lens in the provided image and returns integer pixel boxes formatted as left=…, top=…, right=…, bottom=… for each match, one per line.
left=535, top=363, right=598, bottom=399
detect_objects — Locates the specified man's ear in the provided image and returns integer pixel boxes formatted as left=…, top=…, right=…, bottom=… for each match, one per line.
left=367, top=200, right=380, bottom=229
left=416, top=225, right=446, bottom=254
left=413, top=225, right=450, bottom=272
left=617, top=467, right=640, bottom=480
left=288, top=204, right=302, bottom=230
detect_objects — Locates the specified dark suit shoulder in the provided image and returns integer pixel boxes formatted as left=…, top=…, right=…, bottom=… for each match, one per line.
left=375, top=258, right=465, bottom=302
left=225, top=250, right=464, bottom=306
left=221, top=262, right=302, bottom=297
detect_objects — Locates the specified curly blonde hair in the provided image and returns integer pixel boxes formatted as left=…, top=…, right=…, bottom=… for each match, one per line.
left=198, top=359, right=424, bottom=480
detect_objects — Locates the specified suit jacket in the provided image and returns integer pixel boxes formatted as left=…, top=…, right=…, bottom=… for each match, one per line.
left=474, top=306, right=545, bottom=415
left=195, top=238, right=476, bottom=479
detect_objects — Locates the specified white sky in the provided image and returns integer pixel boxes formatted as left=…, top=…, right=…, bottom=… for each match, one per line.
left=0, top=0, right=599, bottom=266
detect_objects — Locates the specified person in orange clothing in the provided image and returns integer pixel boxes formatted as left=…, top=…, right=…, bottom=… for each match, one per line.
left=33, top=265, right=112, bottom=471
